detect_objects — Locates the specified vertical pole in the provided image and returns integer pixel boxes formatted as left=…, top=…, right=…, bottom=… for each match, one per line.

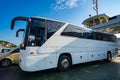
left=96, top=0, right=98, bottom=15
left=93, top=0, right=98, bottom=15
left=45, top=19, right=47, bottom=41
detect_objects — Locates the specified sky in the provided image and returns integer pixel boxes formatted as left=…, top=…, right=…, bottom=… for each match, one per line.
left=0, top=0, right=120, bottom=45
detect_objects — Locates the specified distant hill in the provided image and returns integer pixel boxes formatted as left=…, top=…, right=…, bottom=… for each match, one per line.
left=0, top=40, right=17, bottom=48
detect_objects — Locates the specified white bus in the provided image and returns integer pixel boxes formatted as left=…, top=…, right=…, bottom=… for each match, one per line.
left=10, top=16, right=117, bottom=72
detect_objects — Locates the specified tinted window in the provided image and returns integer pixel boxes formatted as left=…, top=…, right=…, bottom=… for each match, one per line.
left=107, top=35, right=116, bottom=42
left=28, top=19, right=65, bottom=46
left=31, top=18, right=45, bottom=27
left=47, top=20, right=65, bottom=33
left=83, top=32, right=94, bottom=39
left=61, top=24, right=83, bottom=38
left=62, top=25, right=116, bottom=42
left=28, top=27, right=45, bottom=46
left=31, top=18, right=65, bottom=39
left=47, top=20, right=65, bottom=39
left=92, top=32, right=117, bottom=42
left=1, top=49, right=11, bottom=53
left=63, top=24, right=82, bottom=33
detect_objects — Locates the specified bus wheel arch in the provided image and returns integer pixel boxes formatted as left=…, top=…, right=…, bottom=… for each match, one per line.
left=57, top=53, right=72, bottom=72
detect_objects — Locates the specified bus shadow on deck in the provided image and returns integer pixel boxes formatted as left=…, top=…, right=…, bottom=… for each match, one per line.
left=25, top=60, right=110, bottom=74
left=19, top=60, right=117, bottom=80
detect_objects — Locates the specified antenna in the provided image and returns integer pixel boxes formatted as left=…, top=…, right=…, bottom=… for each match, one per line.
left=93, top=0, right=98, bottom=15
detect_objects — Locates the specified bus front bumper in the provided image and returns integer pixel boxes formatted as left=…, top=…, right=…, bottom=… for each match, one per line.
left=19, top=55, right=46, bottom=72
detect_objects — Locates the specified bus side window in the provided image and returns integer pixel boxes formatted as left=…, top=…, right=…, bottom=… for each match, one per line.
left=96, top=35, right=102, bottom=40
left=61, top=24, right=83, bottom=38
left=83, top=32, right=92, bottom=39
left=89, top=32, right=97, bottom=40
left=103, top=36, right=108, bottom=41
left=88, top=34, right=94, bottom=39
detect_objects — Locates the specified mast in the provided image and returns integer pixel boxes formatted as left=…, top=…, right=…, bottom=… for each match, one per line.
left=93, top=0, right=98, bottom=15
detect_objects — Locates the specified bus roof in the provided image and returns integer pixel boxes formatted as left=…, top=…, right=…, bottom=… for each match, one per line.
left=30, top=16, right=91, bottom=30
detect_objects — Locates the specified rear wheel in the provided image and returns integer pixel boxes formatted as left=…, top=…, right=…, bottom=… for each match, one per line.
left=0, top=58, right=12, bottom=68
left=106, top=52, right=112, bottom=62
left=57, top=55, right=72, bottom=72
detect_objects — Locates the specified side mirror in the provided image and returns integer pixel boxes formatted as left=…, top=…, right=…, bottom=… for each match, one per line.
left=10, top=16, right=29, bottom=30
left=20, top=41, right=25, bottom=50
left=16, top=29, right=25, bottom=37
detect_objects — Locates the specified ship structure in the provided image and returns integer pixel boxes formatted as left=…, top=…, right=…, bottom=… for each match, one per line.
left=82, top=0, right=120, bottom=34
left=82, top=13, right=120, bottom=34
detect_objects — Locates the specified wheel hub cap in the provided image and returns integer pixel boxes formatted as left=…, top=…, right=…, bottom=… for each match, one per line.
left=61, top=59, right=69, bottom=68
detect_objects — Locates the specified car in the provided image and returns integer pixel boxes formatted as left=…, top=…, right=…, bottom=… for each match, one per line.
left=0, top=48, right=19, bottom=67
left=0, top=48, right=14, bottom=58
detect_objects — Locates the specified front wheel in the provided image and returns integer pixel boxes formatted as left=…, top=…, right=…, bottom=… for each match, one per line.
left=0, top=58, right=12, bottom=68
left=57, top=55, right=72, bottom=72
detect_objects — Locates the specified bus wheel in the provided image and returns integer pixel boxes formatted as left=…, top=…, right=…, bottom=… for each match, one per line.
left=106, top=53, right=112, bottom=62
left=57, top=55, right=72, bottom=72
left=0, top=58, right=12, bottom=68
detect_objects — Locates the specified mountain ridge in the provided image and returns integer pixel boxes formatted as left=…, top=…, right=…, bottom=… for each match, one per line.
left=0, top=40, right=17, bottom=48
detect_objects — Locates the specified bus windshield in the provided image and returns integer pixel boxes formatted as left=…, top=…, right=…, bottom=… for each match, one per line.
left=10, top=16, right=65, bottom=48
left=27, top=27, right=45, bottom=46
left=25, top=17, right=65, bottom=47
left=25, top=18, right=45, bottom=47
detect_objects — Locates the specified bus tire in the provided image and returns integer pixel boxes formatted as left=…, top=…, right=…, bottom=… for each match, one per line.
left=106, top=52, right=112, bottom=62
left=0, top=58, right=12, bottom=68
left=57, top=55, right=72, bottom=72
